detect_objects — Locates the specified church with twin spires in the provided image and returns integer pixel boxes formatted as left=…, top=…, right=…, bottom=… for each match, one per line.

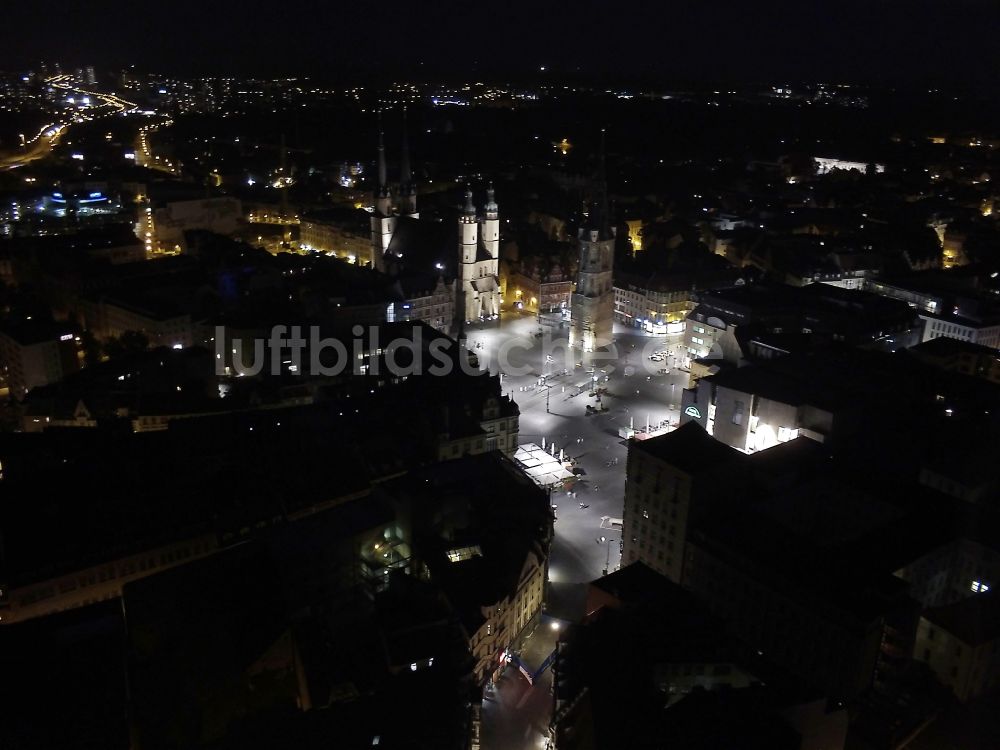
left=369, top=116, right=501, bottom=330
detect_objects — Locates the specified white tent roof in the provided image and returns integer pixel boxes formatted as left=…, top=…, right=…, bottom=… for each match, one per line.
left=513, top=443, right=574, bottom=487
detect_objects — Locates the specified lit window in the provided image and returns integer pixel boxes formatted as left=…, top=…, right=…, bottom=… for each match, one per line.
left=972, top=580, right=990, bottom=593
left=778, top=427, right=799, bottom=442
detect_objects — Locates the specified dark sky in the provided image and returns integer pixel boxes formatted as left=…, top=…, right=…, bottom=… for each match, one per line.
left=3, top=0, right=998, bottom=87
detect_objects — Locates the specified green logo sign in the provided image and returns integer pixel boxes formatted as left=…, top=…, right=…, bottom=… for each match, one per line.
left=684, top=405, right=702, bottom=419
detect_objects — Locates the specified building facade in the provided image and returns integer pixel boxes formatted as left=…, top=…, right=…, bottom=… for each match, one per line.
left=914, top=593, right=1000, bottom=702
left=505, top=262, right=573, bottom=315
left=393, top=275, right=455, bottom=335
left=614, top=283, right=692, bottom=335
left=621, top=424, right=743, bottom=583
left=83, top=296, right=193, bottom=349
left=300, top=211, right=372, bottom=265
left=0, top=324, right=81, bottom=400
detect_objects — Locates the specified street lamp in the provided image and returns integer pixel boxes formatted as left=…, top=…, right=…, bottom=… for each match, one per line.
left=597, top=536, right=616, bottom=576
left=538, top=382, right=552, bottom=412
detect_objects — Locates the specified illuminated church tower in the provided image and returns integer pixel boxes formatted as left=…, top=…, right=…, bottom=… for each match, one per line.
left=369, top=109, right=420, bottom=271
left=457, top=185, right=501, bottom=324
left=569, top=132, right=615, bottom=353
left=397, top=107, right=418, bottom=219
left=370, top=121, right=396, bottom=272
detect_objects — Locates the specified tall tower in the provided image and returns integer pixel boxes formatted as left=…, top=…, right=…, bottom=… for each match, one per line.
left=481, top=183, right=500, bottom=259
left=569, top=131, right=616, bottom=353
left=398, top=106, right=418, bottom=218
left=457, top=186, right=501, bottom=325
left=458, top=187, right=479, bottom=323
left=370, top=117, right=395, bottom=271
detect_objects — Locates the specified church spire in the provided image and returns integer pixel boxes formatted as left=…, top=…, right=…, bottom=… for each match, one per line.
left=587, top=128, right=612, bottom=240
left=463, top=185, right=476, bottom=216
left=397, top=105, right=418, bottom=217
left=376, top=110, right=388, bottom=197
left=400, top=105, right=412, bottom=187
left=484, top=181, right=498, bottom=218
left=374, top=109, right=393, bottom=220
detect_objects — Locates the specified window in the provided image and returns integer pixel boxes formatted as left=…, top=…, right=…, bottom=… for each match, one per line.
left=732, top=401, right=745, bottom=425
left=778, top=426, right=799, bottom=442
left=972, top=580, right=991, bottom=593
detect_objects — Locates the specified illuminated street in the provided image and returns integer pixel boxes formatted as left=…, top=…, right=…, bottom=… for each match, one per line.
left=481, top=620, right=559, bottom=750
left=0, top=74, right=135, bottom=170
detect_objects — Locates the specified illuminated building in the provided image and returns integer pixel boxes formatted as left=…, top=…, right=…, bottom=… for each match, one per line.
left=625, top=217, right=642, bottom=253
left=299, top=208, right=372, bottom=265
left=569, top=135, right=615, bottom=353
left=366, top=118, right=499, bottom=326
left=44, top=189, right=121, bottom=218
left=814, top=157, right=885, bottom=175
left=456, top=186, right=501, bottom=324
left=866, top=277, right=1000, bottom=349
left=569, top=165, right=615, bottom=354
left=942, top=228, right=968, bottom=269
left=614, top=260, right=738, bottom=335
left=568, top=212, right=615, bottom=353
left=505, top=260, right=572, bottom=315
left=370, top=117, right=419, bottom=272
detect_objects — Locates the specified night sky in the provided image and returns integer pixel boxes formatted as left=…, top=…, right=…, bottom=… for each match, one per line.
left=4, top=0, right=999, bottom=86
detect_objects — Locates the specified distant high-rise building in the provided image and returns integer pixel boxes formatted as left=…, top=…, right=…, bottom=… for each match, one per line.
left=85, top=66, right=97, bottom=86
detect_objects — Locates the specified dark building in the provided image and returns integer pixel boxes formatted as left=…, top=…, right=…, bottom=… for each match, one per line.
left=551, top=563, right=848, bottom=750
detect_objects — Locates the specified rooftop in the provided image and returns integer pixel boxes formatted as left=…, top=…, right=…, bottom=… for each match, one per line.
left=632, top=421, right=745, bottom=476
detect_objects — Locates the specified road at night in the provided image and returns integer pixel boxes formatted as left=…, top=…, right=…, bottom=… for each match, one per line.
left=0, top=75, right=135, bottom=170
